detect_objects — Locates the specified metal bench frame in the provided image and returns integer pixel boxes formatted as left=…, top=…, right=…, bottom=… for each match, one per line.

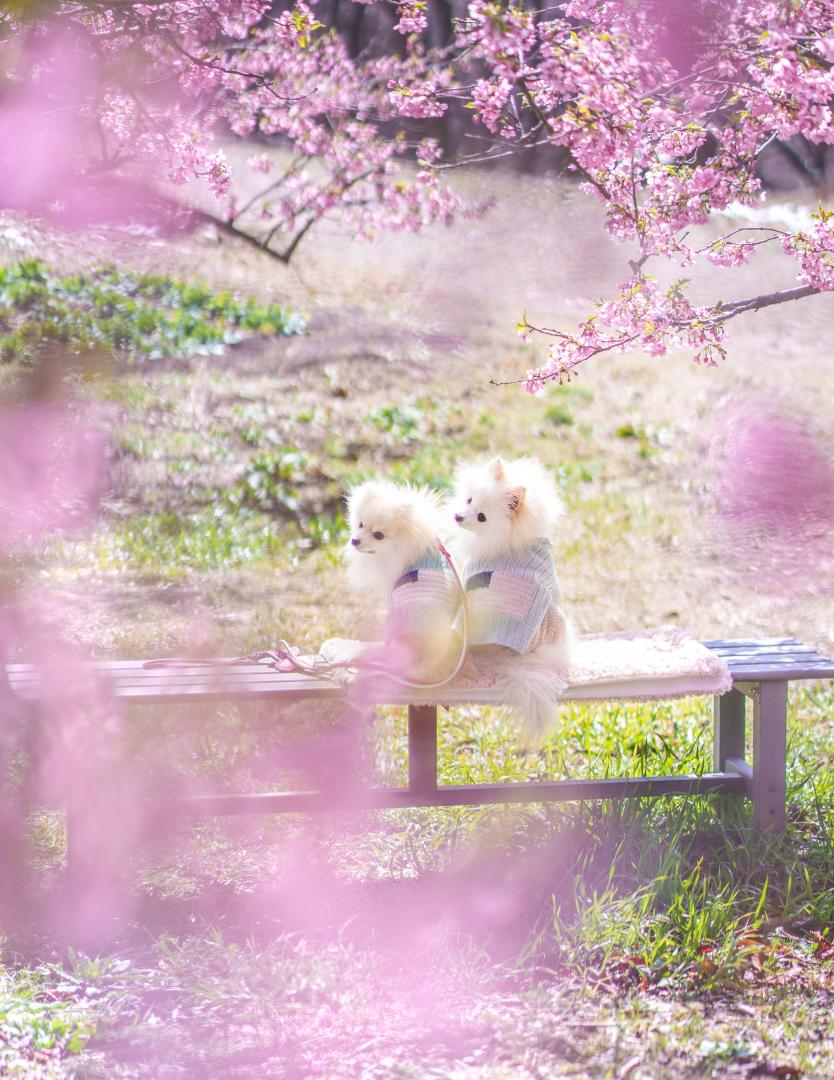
left=8, top=637, right=834, bottom=840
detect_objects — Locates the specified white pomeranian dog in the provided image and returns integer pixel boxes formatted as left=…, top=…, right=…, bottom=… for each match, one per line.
left=345, top=481, right=443, bottom=597
left=338, top=480, right=459, bottom=681
left=450, top=456, right=572, bottom=739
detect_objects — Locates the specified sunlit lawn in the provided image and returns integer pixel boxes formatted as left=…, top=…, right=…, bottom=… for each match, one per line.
left=3, top=182, right=834, bottom=1078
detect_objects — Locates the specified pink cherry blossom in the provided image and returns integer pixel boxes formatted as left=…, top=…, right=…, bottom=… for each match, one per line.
left=706, top=398, right=834, bottom=594
left=4, top=1, right=834, bottom=362
left=0, top=403, right=107, bottom=554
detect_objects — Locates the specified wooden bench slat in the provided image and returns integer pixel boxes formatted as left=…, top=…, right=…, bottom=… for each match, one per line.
left=9, top=656, right=830, bottom=681
left=5, top=673, right=335, bottom=691
left=114, top=685, right=341, bottom=702
left=712, top=642, right=816, bottom=654
left=705, top=641, right=834, bottom=680
left=3, top=671, right=729, bottom=705
left=708, top=643, right=816, bottom=652
left=729, top=665, right=834, bottom=677
left=6, top=669, right=307, bottom=686
left=6, top=639, right=832, bottom=710
left=724, top=657, right=828, bottom=670
left=714, top=652, right=823, bottom=665
left=723, top=656, right=834, bottom=671
left=6, top=662, right=288, bottom=677
left=721, top=652, right=833, bottom=669
left=704, top=635, right=799, bottom=643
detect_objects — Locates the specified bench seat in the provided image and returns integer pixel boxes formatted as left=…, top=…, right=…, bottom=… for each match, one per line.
left=6, top=637, right=834, bottom=837
left=5, top=661, right=730, bottom=706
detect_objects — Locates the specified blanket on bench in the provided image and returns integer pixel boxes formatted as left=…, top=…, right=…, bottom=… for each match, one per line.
left=320, top=624, right=733, bottom=705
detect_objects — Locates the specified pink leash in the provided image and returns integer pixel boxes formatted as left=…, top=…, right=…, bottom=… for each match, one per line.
left=143, top=540, right=470, bottom=689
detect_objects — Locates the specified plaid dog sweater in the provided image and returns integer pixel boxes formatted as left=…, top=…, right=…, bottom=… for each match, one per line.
left=462, top=539, right=565, bottom=653
left=385, top=550, right=458, bottom=644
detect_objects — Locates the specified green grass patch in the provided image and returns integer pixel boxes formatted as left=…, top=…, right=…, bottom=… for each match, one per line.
left=365, top=402, right=425, bottom=439
left=235, top=448, right=311, bottom=517
left=231, top=447, right=347, bottom=546
left=544, top=402, right=574, bottom=426
left=51, top=507, right=281, bottom=573
left=0, top=962, right=93, bottom=1076
left=52, top=502, right=347, bottom=574
left=615, top=420, right=674, bottom=459
left=543, top=384, right=594, bottom=428
left=0, top=259, right=306, bottom=363
left=389, top=443, right=459, bottom=492
left=120, top=510, right=278, bottom=570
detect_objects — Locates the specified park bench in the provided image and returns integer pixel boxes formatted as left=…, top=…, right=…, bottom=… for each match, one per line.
left=6, top=636, right=834, bottom=841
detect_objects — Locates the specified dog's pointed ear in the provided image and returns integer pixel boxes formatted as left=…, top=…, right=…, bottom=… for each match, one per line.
left=507, top=486, right=526, bottom=516
left=491, top=457, right=506, bottom=482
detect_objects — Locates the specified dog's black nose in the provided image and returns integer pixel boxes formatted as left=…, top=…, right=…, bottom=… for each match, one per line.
left=350, top=537, right=360, bottom=546
left=454, top=514, right=463, bottom=523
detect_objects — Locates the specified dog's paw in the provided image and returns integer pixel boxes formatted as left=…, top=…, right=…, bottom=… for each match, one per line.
left=319, top=637, right=374, bottom=663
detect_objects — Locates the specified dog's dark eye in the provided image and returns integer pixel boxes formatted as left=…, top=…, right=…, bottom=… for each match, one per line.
left=358, top=522, right=364, bottom=528
left=373, top=531, right=385, bottom=541
left=466, top=497, right=472, bottom=504
left=477, top=513, right=486, bottom=523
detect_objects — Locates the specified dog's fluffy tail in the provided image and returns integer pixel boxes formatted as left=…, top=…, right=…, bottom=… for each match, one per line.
left=501, top=663, right=568, bottom=743
left=499, top=625, right=573, bottom=742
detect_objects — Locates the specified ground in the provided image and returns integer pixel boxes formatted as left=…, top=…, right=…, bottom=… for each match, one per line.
left=2, top=161, right=834, bottom=1079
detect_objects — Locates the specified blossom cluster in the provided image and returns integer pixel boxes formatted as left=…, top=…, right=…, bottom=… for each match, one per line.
left=522, top=275, right=727, bottom=391
left=782, top=215, right=834, bottom=291
left=6, top=0, right=834, bottom=366
left=446, top=0, right=834, bottom=379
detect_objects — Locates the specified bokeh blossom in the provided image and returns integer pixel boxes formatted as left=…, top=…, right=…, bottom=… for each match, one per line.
left=0, top=403, right=107, bottom=555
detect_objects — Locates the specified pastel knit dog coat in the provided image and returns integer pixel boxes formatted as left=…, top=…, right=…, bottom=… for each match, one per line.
left=462, top=538, right=565, bottom=653
left=385, top=550, right=458, bottom=645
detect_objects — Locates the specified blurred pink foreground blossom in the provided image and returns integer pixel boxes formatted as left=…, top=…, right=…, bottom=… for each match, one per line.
left=0, top=397, right=131, bottom=938
left=0, top=25, right=185, bottom=228
left=0, top=402, right=107, bottom=553
left=708, top=399, right=834, bottom=591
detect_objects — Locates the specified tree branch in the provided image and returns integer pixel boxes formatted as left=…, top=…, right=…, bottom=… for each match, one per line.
left=495, top=283, right=826, bottom=388
left=157, top=200, right=293, bottom=262
left=712, top=283, right=821, bottom=320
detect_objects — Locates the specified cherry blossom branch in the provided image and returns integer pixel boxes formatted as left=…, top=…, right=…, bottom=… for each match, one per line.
left=9, top=0, right=834, bottom=358
left=710, top=284, right=821, bottom=321
left=511, top=282, right=826, bottom=391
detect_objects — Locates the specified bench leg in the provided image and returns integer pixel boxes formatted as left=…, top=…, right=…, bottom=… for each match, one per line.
left=713, top=689, right=746, bottom=772
left=408, top=705, right=437, bottom=795
left=751, top=681, right=788, bottom=833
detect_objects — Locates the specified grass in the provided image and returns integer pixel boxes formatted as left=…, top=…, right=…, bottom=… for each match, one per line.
left=3, top=181, right=834, bottom=1077
left=0, top=259, right=306, bottom=363
left=0, top=961, right=93, bottom=1078
left=5, top=687, right=834, bottom=1077
left=95, top=508, right=281, bottom=571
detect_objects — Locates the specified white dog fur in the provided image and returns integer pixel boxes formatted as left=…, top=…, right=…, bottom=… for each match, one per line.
left=345, top=481, right=444, bottom=597
left=450, top=456, right=572, bottom=739
left=450, top=456, right=564, bottom=564
left=343, top=480, right=456, bottom=679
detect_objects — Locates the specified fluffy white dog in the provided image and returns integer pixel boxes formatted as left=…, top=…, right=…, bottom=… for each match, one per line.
left=342, top=480, right=458, bottom=681
left=450, top=456, right=572, bottom=738
left=346, top=481, right=443, bottom=596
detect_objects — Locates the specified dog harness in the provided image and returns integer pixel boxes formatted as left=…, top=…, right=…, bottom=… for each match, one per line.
left=461, top=538, right=564, bottom=653
left=385, top=549, right=459, bottom=644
